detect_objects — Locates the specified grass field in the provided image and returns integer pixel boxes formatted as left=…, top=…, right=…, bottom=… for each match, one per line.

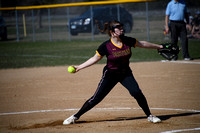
left=0, top=39, right=199, bottom=69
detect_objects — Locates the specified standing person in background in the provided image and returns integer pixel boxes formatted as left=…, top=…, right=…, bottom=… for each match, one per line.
left=165, top=0, right=192, bottom=60
left=63, top=20, right=162, bottom=125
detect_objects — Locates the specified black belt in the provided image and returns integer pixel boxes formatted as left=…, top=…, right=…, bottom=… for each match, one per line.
left=170, top=20, right=185, bottom=24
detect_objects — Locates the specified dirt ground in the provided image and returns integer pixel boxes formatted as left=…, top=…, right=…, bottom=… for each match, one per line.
left=0, top=61, right=200, bottom=133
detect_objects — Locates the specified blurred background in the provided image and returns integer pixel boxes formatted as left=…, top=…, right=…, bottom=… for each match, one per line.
left=0, top=0, right=200, bottom=42
left=0, top=0, right=199, bottom=68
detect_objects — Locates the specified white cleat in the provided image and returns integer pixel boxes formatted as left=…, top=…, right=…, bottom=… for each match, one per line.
left=63, top=115, right=78, bottom=125
left=147, top=115, right=161, bottom=123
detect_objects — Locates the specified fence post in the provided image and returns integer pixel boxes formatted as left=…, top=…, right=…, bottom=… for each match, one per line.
left=90, top=5, right=94, bottom=41
left=22, top=14, right=27, bottom=37
left=32, top=9, right=36, bottom=42
left=146, top=2, right=150, bottom=41
left=67, top=7, right=71, bottom=41
left=117, top=4, right=120, bottom=22
left=15, top=10, right=19, bottom=42
left=48, top=8, right=52, bottom=42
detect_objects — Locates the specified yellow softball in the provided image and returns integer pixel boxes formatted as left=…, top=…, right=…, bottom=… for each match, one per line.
left=68, top=66, right=76, bottom=73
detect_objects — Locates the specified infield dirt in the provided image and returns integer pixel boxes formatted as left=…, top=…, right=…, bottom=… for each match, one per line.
left=0, top=61, right=200, bottom=133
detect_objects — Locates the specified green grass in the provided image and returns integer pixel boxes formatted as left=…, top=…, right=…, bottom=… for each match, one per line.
left=0, top=40, right=199, bottom=69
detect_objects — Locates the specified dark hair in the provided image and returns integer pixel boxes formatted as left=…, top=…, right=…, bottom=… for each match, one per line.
left=95, top=20, right=122, bottom=36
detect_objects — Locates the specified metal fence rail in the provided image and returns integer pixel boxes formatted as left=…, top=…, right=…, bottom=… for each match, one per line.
left=2, top=0, right=197, bottom=42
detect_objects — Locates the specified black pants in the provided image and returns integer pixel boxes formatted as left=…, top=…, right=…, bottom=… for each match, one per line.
left=74, top=68, right=151, bottom=119
left=170, top=21, right=190, bottom=58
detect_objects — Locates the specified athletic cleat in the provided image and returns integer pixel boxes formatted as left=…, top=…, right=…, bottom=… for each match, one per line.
left=147, top=115, right=161, bottom=123
left=184, top=58, right=193, bottom=61
left=63, top=115, right=78, bottom=125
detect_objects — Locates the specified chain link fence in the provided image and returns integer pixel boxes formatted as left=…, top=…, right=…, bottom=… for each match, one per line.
left=0, top=1, right=199, bottom=42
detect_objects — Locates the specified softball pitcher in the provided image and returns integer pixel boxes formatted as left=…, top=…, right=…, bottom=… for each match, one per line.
left=63, top=20, right=162, bottom=125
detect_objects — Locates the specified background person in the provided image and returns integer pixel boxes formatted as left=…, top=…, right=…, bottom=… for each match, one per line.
left=63, top=20, right=162, bottom=125
left=165, top=0, right=192, bottom=60
left=191, top=19, right=200, bottom=39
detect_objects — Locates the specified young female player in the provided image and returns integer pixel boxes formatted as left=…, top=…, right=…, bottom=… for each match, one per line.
left=63, top=20, right=162, bottom=125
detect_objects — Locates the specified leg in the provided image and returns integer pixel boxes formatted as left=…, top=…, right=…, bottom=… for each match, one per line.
left=74, top=70, right=118, bottom=119
left=120, top=74, right=151, bottom=117
left=170, top=22, right=179, bottom=60
left=170, top=22, right=179, bottom=46
left=120, top=74, right=161, bottom=123
left=180, top=23, right=190, bottom=58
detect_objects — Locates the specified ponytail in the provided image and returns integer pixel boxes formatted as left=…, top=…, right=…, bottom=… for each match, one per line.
left=95, top=20, right=122, bottom=36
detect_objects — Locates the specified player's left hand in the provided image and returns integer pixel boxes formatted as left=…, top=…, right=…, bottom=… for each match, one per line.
left=158, top=43, right=180, bottom=60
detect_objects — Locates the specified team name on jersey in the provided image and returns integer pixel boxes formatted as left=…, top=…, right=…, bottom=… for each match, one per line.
left=112, top=48, right=131, bottom=57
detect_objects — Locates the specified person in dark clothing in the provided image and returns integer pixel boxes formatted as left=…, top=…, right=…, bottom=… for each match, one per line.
left=63, top=20, right=162, bottom=125
left=165, top=0, right=192, bottom=60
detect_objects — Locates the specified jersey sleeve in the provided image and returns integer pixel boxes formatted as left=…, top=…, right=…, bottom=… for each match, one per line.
left=165, top=3, right=171, bottom=15
left=96, top=41, right=108, bottom=57
left=122, top=36, right=137, bottom=48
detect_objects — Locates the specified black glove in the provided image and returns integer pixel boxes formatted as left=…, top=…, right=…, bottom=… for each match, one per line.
left=158, top=43, right=180, bottom=60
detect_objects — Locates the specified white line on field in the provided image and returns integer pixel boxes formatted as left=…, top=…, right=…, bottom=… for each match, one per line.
left=160, top=127, right=200, bottom=133
left=0, top=107, right=200, bottom=116
left=161, top=60, right=200, bottom=64
left=1, top=107, right=199, bottom=133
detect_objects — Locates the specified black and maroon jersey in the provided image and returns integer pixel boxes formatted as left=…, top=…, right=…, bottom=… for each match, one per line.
left=96, top=36, right=137, bottom=74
